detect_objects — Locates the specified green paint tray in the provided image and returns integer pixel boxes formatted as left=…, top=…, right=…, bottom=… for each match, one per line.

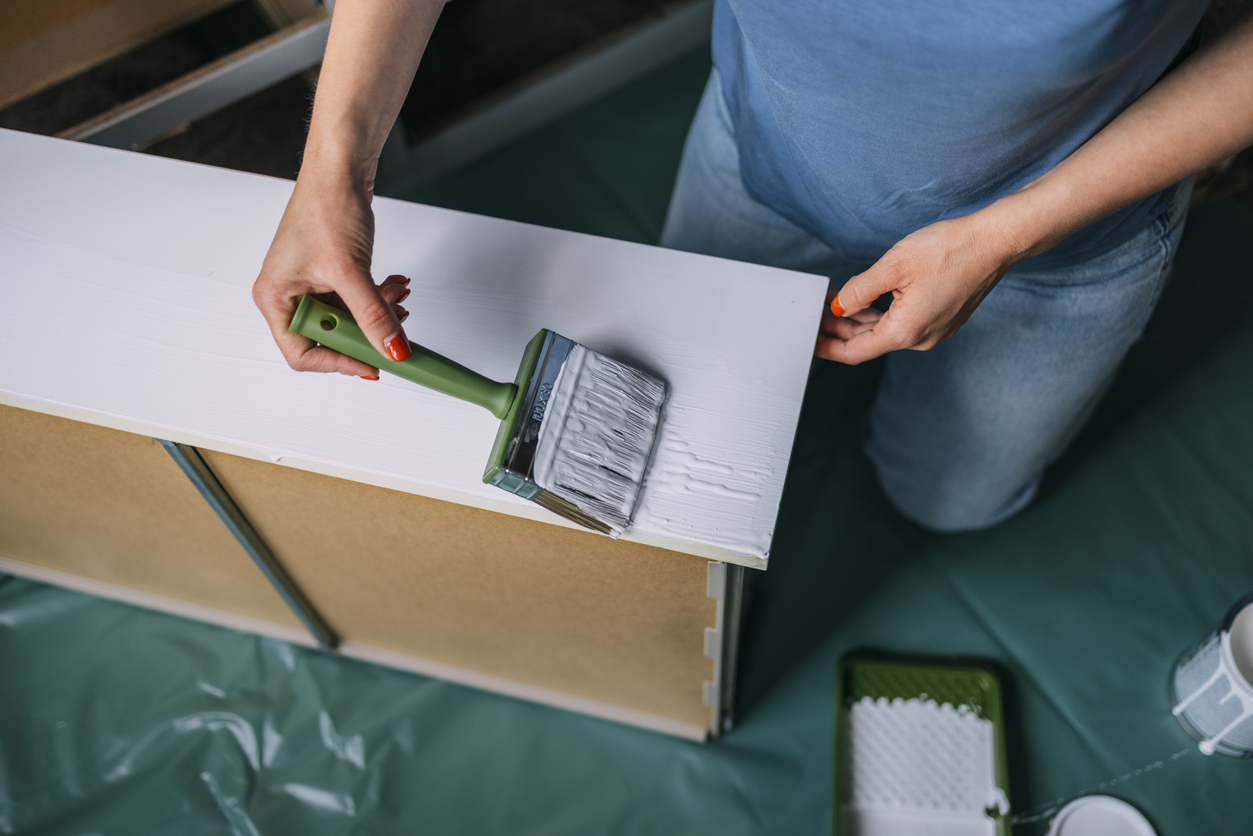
left=834, top=653, right=1011, bottom=836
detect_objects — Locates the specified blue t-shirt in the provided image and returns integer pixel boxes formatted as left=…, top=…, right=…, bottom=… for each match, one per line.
left=712, top=0, right=1208, bottom=267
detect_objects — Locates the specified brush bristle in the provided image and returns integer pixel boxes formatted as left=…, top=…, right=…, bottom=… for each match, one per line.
left=532, top=344, right=665, bottom=537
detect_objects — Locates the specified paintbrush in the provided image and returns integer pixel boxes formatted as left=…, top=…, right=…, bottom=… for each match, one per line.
left=289, top=294, right=665, bottom=537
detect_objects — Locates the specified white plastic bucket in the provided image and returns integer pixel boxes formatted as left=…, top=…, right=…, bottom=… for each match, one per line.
left=1170, top=592, right=1253, bottom=757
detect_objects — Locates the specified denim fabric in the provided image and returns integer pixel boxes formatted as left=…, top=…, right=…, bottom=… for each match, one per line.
left=662, top=72, right=1192, bottom=532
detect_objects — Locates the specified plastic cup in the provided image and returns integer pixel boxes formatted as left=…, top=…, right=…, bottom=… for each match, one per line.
left=1170, top=592, right=1253, bottom=757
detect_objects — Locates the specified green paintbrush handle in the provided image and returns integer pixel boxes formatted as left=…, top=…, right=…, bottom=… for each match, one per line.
left=289, top=294, right=518, bottom=419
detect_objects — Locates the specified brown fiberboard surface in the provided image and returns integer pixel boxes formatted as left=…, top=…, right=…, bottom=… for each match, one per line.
left=3, top=0, right=122, bottom=51
left=0, top=0, right=239, bottom=108
left=0, top=404, right=300, bottom=627
left=200, top=449, right=719, bottom=728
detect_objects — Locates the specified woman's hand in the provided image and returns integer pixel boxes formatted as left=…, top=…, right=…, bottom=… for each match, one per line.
left=251, top=0, right=444, bottom=377
left=816, top=211, right=1025, bottom=365
left=253, top=168, right=412, bottom=379
left=818, top=11, right=1253, bottom=365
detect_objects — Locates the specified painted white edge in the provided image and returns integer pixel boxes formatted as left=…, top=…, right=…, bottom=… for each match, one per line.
left=0, top=391, right=769, bottom=572
left=0, top=554, right=710, bottom=742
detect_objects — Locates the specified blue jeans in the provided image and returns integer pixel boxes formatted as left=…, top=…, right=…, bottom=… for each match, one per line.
left=661, top=71, right=1192, bottom=532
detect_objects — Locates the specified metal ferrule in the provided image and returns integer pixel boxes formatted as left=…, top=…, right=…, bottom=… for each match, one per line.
left=501, top=330, right=574, bottom=484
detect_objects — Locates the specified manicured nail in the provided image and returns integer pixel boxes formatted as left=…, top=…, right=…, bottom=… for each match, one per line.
left=398, top=288, right=411, bottom=303
left=400, top=310, right=410, bottom=322
left=384, top=333, right=411, bottom=362
left=360, top=375, right=379, bottom=381
left=830, top=295, right=845, bottom=317
left=402, top=276, right=411, bottom=286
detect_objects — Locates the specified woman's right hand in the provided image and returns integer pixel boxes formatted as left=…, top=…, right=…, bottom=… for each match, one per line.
left=252, top=167, right=413, bottom=379
left=251, top=0, right=447, bottom=377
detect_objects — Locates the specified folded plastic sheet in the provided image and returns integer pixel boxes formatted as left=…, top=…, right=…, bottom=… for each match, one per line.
left=4, top=48, right=1253, bottom=834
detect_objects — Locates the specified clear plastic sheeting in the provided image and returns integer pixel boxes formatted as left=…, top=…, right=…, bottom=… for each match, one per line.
left=0, top=574, right=832, bottom=835
left=4, top=49, right=1253, bottom=836
left=5, top=285, right=1253, bottom=834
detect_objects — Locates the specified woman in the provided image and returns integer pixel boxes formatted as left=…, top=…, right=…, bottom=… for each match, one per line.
left=253, top=0, right=1253, bottom=530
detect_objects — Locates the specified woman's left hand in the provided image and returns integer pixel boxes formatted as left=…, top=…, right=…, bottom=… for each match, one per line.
left=818, top=10, right=1253, bottom=366
left=816, top=209, right=1026, bottom=365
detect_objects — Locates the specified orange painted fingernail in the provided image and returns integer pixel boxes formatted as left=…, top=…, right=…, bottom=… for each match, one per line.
left=830, top=295, right=845, bottom=317
left=360, top=375, right=379, bottom=381
left=384, top=333, right=411, bottom=363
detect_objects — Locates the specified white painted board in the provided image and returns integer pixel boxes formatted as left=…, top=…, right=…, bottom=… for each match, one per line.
left=0, top=129, right=827, bottom=566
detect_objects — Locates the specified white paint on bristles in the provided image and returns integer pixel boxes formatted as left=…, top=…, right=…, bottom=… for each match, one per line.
left=843, top=697, right=1007, bottom=836
left=534, top=344, right=665, bottom=536
left=0, top=129, right=827, bottom=562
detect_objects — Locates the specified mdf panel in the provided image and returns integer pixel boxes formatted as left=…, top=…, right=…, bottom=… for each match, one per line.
left=201, top=449, right=719, bottom=728
left=0, top=0, right=240, bottom=109
left=0, top=404, right=299, bottom=628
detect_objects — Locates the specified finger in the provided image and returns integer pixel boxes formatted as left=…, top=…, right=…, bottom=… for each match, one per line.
left=815, top=326, right=899, bottom=365
left=825, top=289, right=844, bottom=317
left=821, top=306, right=880, bottom=335
left=832, top=258, right=903, bottom=318
left=846, top=308, right=882, bottom=325
left=380, top=281, right=410, bottom=306
left=283, top=333, right=382, bottom=376
left=379, top=274, right=410, bottom=302
left=253, top=279, right=378, bottom=376
left=336, top=271, right=411, bottom=363
left=819, top=315, right=878, bottom=341
left=300, top=345, right=379, bottom=378
left=824, top=290, right=883, bottom=323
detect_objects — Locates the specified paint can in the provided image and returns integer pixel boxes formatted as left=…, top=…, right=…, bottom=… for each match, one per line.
left=1045, top=796, right=1156, bottom=836
left=1170, top=591, right=1253, bottom=757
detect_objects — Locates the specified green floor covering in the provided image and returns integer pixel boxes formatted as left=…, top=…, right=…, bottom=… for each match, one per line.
left=3, top=49, right=1253, bottom=835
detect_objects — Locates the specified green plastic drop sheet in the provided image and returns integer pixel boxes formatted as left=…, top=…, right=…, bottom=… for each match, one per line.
left=3, top=48, right=1253, bottom=834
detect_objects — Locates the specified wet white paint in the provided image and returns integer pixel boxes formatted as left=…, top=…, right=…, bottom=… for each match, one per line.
left=0, top=129, right=827, bottom=559
left=533, top=344, right=666, bottom=537
left=844, top=697, right=1008, bottom=836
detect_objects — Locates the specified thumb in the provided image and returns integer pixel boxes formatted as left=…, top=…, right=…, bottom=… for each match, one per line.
left=337, top=271, right=412, bottom=363
left=829, top=261, right=900, bottom=318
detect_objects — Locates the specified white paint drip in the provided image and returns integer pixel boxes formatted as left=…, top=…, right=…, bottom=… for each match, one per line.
left=844, top=697, right=1007, bottom=836
left=533, top=344, right=665, bottom=537
left=1172, top=599, right=1253, bottom=756
left=631, top=422, right=783, bottom=557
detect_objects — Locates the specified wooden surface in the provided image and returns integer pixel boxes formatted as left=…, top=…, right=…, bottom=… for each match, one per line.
left=0, top=0, right=239, bottom=109
left=0, top=403, right=717, bottom=728
left=0, top=404, right=300, bottom=627
left=201, top=449, right=718, bottom=728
